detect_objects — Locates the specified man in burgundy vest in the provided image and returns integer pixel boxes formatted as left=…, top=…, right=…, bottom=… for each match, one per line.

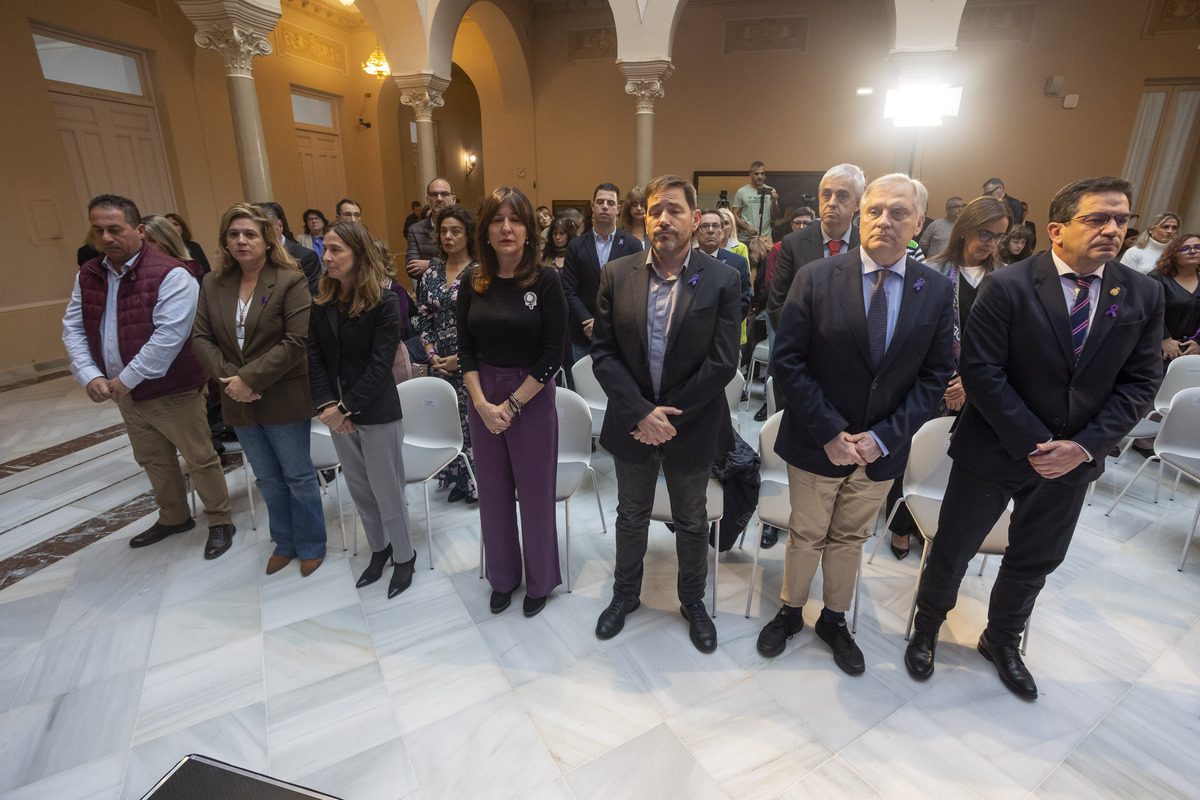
left=62, top=194, right=235, bottom=558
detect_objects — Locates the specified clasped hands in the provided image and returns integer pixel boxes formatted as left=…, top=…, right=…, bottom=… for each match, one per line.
left=219, top=375, right=261, bottom=404
left=428, top=353, right=458, bottom=377
left=824, top=431, right=883, bottom=467
left=1028, top=440, right=1088, bottom=479
left=633, top=406, right=681, bottom=446
left=86, top=376, right=133, bottom=404
left=318, top=404, right=356, bottom=435
left=477, top=400, right=513, bottom=435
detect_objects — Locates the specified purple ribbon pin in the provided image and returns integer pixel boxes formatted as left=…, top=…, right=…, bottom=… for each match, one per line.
left=261, top=296, right=268, bottom=305
left=913, top=277, right=925, bottom=292
left=688, top=273, right=699, bottom=287
left=1106, top=304, right=1118, bottom=318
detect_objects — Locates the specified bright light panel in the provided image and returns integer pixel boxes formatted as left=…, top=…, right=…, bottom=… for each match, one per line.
left=884, top=84, right=962, bottom=127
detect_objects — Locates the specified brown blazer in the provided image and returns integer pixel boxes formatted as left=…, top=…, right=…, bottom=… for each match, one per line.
left=192, top=263, right=314, bottom=427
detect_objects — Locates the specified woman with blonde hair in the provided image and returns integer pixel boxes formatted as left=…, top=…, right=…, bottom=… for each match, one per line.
left=142, top=215, right=199, bottom=278
left=1123, top=212, right=1180, bottom=274
left=715, top=206, right=750, bottom=264
left=191, top=203, right=325, bottom=570
left=308, top=221, right=416, bottom=597
left=617, top=185, right=648, bottom=248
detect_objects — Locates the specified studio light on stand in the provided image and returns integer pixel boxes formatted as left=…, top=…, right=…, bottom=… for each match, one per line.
left=884, top=82, right=961, bottom=175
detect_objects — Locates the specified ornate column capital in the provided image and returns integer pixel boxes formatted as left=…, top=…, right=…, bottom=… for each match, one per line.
left=177, top=0, right=281, bottom=77
left=393, top=73, right=452, bottom=123
left=619, top=59, right=674, bottom=114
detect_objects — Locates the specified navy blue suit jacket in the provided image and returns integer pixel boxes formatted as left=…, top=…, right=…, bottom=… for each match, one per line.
left=950, top=252, right=1164, bottom=485
left=774, top=249, right=955, bottom=481
left=709, top=247, right=751, bottom=319
left=562, top=229, right=645, bottom=347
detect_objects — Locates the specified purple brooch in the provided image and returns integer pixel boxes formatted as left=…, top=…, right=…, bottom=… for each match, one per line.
left=1105, top=304, right=1118, bottom=318
left=261, top=296, right=268, bottom=305
left=688, top=273, right=699, bottom=287
left=913, top=277, right=926, bottom=292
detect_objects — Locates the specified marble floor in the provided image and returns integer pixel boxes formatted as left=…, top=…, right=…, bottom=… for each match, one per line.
left=1, top=375, right=1198, bottom=799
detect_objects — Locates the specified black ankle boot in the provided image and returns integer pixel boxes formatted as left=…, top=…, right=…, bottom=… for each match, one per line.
left=388, top=551, right=418, bottom=598
left=356, top=544, right=393, bottom=588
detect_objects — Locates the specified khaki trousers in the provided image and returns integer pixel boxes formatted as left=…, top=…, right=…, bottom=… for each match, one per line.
left=781, top=464, right=890, bottom=612
left=119, top=389, right=231, bottom=527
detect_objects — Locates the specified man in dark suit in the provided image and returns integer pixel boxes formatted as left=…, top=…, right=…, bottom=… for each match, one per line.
left=983, top=177, right=1025, bottom=225
left=405, top=177, right=456, bottom=281
left=562, top=182, right=645, bottom=362
left=905, top=176, right=1164, bottom=699
left=591, top=174, right=742, bottom=653
left=253, top=202, right=322, bottom=295
left=758, top=174, right=955, bottom=675
left=695, top=209, right=751, bottom=318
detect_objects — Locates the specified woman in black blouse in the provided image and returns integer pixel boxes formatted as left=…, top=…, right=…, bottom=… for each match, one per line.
left=1149, top=233, right=1200, bottom=362
left=458, top=186, right=567, bottom=618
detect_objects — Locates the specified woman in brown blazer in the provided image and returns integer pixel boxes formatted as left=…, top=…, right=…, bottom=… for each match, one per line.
left=192, top=203, right=327, bottom=577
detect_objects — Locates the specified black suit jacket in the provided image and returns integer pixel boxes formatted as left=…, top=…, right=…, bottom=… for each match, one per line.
left=562, top=229, right=645, bottom=347
left=307, top=291, right=404, bottom=425
left=949, top=253, right=1164, bottom=486
left=709, top=247, right=752, bottom=319
left=767, top=222, right=860, bottom=329
left=774, top=249, right=955, bottom=481
left=285, top=239, right=322, bottom=295
left=591, top=249, right=741, bottom=466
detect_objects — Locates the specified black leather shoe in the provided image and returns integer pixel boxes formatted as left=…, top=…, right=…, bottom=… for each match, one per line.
left=357, top=544, right=393, bottom=588
left=490, top=589, right=514, bottom=614
left=680, top=601, right=717, bottom=654
left=815, top=616, right=865, bottom=675
left=977, top=630, right=1037, bottom=699
left=203, top=524, right=236, bottom=560
left=595, top=597, right=640, bottom=640
left=757, top=606, right=804, bottom=657
left=129, top=518, right=195, bottom=548
left=890, top=533, right=911, bottom=560
left=904, top=629, right=938, bottom=680
left=447, top=486, right=465, bottom=503
left=523, top=594, right=547, bottom=617
left=760, top=525, right=780, bottom=549
left=754, top=403, right=769, bottom=422
left=388, top=550, right=417, bottom=598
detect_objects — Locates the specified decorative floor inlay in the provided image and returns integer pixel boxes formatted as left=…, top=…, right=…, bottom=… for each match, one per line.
left=0, top=424, right=126, bottom=478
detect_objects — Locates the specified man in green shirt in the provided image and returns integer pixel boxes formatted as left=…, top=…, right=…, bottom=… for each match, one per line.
left=733, top=161, right=781, bottom=243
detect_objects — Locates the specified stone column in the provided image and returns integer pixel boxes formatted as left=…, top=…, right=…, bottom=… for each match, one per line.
left=178, top=0, right=280, bottom=202
left=394, top=74, right=451, bottom=194
left=619, top=60, right=673, bottom=187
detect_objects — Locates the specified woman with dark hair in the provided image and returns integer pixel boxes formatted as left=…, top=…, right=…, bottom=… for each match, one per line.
left=297, top=209, right=328, bottom=259
left=416, top=205, right=479, bottom=503
left=617, top=185, right=648, bottom=248
left=308, top=221, right=417, bottom=597
left=541, top=214, right=579, bottom=270
left=997, top=225, right=1032, bottom=265
left=165, top=212, right=211, bottom=274
left=886, top=195, right=1013, bottom=560
left=1124, top=212, right=1180, bottom=274
left=1149, top=232, right=1200, bottom=362
left=458, top=186, right=567, bottom=617
left=191, top=203, right=326, bottom=574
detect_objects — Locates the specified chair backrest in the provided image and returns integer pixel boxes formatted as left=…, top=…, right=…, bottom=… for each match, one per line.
left=765, top=375, right=777, bottom=419
left=1156, top=387, right=1200, bottom=460
left=902, top=416, right=956, bottom=501
left=309, top=425, right=340, bottom=470
left=1156, top=355, right=1200, bottom=414
left=555, top=389, right=594, bottom=465
left=758, top=411, right=787, bottom=482
left=396, top=377, right=464, bottom=449
left=725, top=371, right=745, bottom=415
left=571, top=355, right=606, bottom=405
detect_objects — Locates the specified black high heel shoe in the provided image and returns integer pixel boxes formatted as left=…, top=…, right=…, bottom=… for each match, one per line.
left=388, top=550, right=418, bottom=598
left=356, top=544, right=393, bottom=588
left=889, top=533, right=911, bottom=561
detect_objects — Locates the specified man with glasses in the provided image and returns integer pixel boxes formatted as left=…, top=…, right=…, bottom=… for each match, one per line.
left=982, top=178, right=1025, bottom=225
left=904, top=177, right=1162, bottom=700
left=695, top=210, right=751, bottom=318
left=405, top=178, right=456, bottom=280
left=918, top=196, right=965, bottom=258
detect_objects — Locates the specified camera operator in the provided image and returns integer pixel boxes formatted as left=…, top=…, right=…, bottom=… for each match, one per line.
left=733, top=161, right=780, bottom=245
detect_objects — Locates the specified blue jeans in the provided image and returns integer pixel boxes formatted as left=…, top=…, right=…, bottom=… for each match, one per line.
left=235, top=419, right=327, bottom=559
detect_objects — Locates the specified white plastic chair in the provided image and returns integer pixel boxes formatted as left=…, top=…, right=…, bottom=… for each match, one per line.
left=765, top=375, right=777, bottom=420
left=185, top=439, right=255, bottom=530
left=650, top=473, right=724, bottom=616
left=309, top=426, right=351, bottom=553
left=396, top=377, right=477, bottom=570
left=571, top=355, right=606, bottom=439
left=742, top=339, right=769, bottom=410
left=548, top=390, right=607, bottom=592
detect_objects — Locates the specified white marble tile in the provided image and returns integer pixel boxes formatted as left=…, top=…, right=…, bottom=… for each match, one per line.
left=477, top=592, right=603, bottom=687
left=122, top=703, right=268, bottom=800
left=403, top=693, right=559, bottom=800
left=380, top=626, right=511, bottom=735
left=0, top=640, right=39, bottom=713
left=158, top=532, right=262, bottom=606
left=666, top=676, right=832, bottom=800
left=563, top=723, right=727, bottom=800
left=605, top=617, right=746, bottom=717
left=44, top=566, right=167, bottom=639
left=0, top=557, right=77, bottom=605
left=133, top=635, right=264, bottom=745
left=0, top=588, right=66, bottom=650
left=148, top=580, right=260, bottom=667
left=514, top=651, right=664, bottom=771
left=15, top=611, right=157, bottom=705
left=297, top=735, right=418, bottom=800
left=366, top=569, right=475, bottom=657
left=4, top=751, right=127, bottom=800
left=778, top=756, right=883, bottom=799
left=67, top=525, right=176, bottom=585
left=266, top=662, right=400, bottom=780
left=259, top=556, right=360, bottom=631
left=0, top=671, right=143, bottom=793
left=264, top=603, right=375, bottom=698
left=513, top=777, right=576, bottom=800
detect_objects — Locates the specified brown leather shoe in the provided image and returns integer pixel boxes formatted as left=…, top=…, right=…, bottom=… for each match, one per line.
left=299, top=558, right=323, bottom=577
left=266, top=555, right=292, bottom=575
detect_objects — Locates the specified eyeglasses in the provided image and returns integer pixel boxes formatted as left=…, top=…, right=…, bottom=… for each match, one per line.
left=1179, top=245, right=1200, bottom=255
left=697, top=223, right=723, bottom=231
left=974, top=229, right=1004, bottom=245
left=1065, top=213, right=1139, bottom=229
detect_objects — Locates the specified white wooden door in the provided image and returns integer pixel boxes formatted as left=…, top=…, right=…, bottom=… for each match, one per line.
left=295, top=129, right=347, bottom=215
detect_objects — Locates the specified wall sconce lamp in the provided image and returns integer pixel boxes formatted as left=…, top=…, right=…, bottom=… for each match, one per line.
left=465, top=153, right=477, bottom=177
left=362, top=44, right=390, bottom=82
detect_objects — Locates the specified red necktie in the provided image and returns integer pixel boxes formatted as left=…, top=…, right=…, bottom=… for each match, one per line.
left=829, top=240, right=843, bottom=257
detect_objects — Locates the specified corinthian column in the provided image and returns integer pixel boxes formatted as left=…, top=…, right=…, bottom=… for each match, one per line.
left=178, top=0, right=281, bottom=201
left=619, top=60, right=673, bottom=187
left=394, top=74, right=451, bottom=194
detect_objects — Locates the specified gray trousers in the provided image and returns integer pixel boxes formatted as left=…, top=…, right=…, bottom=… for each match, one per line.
left=332, top=419, right=415, bottom=561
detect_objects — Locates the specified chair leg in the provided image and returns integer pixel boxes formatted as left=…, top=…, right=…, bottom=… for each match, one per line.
left=867, top=501, right=902, bottom=565
left=1154, top=458, right=1164, bottom=503
left=564, top=500, right=572, bottom=593
left=479, top=534, right=485, bottom=579
left=1085, top=479, right=1096, bottom=507
left=1104, top=457, right=1157, bottom=516
left=1020, top=617, right=1031, bottom=656
left=905, top=540, right=934, bottom=641
left=588, top=466, right=606, bottom=533
left=1170, top=470, right=1183, bottom=501
left=711, top=521, right=718, bottom=618
left=335, top=475, right=351, bottom=555
left=245, top=460, right=257, bottom=530
left=744, top=520, right=766, bottom=618
left=1179, top=497, right=1200, bottom=572
left=979, top=554, right=988, bottom=576
left=423, top=481, right=433, bottom=570
left=851, top=561, right=862, bottom=635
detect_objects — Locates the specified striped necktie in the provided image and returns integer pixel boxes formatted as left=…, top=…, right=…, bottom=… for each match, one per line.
left=1070, top=273, right=1099, bottom=358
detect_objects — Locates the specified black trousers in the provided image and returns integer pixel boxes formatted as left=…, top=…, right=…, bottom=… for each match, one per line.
left=914, top=461, right=1087, bottom=646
